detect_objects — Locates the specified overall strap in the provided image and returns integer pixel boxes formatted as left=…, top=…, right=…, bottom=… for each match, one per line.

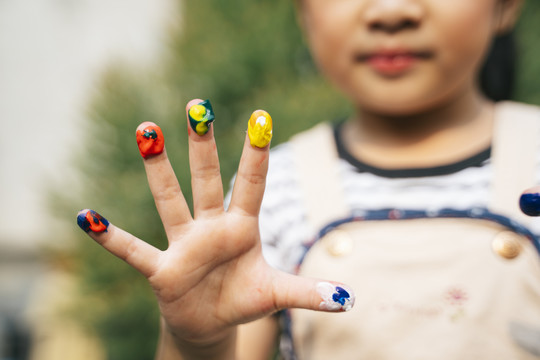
left=490, top=101, right=540, bottom=224
left=290, top=123, right=348, bottom=231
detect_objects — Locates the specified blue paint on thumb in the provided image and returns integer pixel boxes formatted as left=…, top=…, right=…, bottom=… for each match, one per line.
left=332, top=287, right=350, bottom=306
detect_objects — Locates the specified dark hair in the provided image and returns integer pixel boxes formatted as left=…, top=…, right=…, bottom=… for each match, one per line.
left=479, top=31, right=516, bottom=101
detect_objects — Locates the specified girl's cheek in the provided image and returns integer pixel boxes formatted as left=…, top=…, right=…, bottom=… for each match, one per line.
left=435, top=7, right=495, bottom=70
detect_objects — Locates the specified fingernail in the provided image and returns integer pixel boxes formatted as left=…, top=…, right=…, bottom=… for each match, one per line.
left=520, top=192, right=540, bottom=216
left=77, top=209, right=110, bottom=233
left=316, top=282, right=355, bottom=312
left=136, top=122, right=165, bottom=158
left=188, top=99, right=215, bottom=136
left=247, top=110, right=273, bottom=148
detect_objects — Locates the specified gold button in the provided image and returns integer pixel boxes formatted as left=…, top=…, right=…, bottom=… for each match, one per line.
left=323, top=230, right=353, bottom=257
left=492, top=231, right=522, bottom=260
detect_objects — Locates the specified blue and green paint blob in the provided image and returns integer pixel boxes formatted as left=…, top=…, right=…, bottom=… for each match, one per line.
left=188, top=99, right=215, bottom=136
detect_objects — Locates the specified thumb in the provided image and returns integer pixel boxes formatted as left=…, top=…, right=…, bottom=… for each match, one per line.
left=520, top=186, right=540, bottom=216
left=272, top=271, right=355, bottom=312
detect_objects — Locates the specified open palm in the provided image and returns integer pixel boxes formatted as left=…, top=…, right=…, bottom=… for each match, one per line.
left=77, top=99, right=353, bottom=348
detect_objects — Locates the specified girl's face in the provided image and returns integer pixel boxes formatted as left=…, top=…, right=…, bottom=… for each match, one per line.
left=300, top=0, right=520, bottom=116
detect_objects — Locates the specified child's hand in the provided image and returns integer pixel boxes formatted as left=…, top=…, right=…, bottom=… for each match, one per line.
left=77, top=99, right=354, bottom=356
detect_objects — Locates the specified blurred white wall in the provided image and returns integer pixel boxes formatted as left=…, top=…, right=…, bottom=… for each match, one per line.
left=0, top=0, right=178, bottom=251
left=0, top=1, right=179, bottom=356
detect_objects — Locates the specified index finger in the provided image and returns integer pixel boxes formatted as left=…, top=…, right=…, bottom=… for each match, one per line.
left=228, top=110, right=273, bottom=217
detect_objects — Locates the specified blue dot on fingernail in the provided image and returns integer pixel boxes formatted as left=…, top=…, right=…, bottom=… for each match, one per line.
left=520, top=193, right=540, bottom=217
left=332, top=287, right=350, bottom=306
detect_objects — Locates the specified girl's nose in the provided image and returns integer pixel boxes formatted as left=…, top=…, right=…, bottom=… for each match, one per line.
left=364, top=0, right=425, bottom=33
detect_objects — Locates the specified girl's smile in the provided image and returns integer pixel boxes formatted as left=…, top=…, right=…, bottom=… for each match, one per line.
left=356, top=48, right=434, bottom=77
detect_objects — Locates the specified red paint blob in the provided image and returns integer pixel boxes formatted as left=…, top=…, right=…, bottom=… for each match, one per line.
left=85, top=211, right=108, bottom=232
left=136, top=122, right=164, bottom=158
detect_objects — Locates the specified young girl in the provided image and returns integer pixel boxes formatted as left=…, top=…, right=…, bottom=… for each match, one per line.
left=77, top=0, right=540, bottom=359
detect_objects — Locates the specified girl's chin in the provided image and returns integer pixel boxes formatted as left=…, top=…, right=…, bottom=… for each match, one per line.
left=347, top=85, right=464, bottom=117
left=352, top=96, right=441, bottom=117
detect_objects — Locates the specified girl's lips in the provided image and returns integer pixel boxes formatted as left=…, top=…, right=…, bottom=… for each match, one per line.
left=357, top=50, right=432, bottom=76
left=368, top=53, right=417, bottom=75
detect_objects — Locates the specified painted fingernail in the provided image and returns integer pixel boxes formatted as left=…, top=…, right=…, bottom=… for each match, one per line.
left=520, top=192, right=540, bottom=216
left=316, top=282, right=355, bottom=312
left=247, top=110, right=273, bottom=148
left=188, top=99, right=215, bottom=136
left=77, top=209, right=110, bottom=233
left=136, top=122, right=165, bottom=158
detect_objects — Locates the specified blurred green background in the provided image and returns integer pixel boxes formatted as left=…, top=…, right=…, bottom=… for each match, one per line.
left=55, top=0, right=540, bottom=358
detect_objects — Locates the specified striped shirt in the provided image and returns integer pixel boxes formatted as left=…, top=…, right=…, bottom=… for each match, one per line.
left=256, top=122, right=540, bottom=273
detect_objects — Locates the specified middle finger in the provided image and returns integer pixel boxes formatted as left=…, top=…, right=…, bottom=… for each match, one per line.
left=186, top=98, right=224, bottom=218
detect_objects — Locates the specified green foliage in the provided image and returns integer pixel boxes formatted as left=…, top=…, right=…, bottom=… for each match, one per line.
left=62, top=0, right=540, bottom=358
left=515, top=0, right=540, bottom=105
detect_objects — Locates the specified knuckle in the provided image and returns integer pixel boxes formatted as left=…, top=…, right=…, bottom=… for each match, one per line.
left=239, top=171, right=266, bottom=186
left=154, top=183, right=182, bottom=202
left=192, top=164, right=221, bottom=182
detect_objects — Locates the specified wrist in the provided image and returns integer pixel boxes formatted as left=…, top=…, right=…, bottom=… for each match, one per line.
left=157, top=318, right=237, bottom=360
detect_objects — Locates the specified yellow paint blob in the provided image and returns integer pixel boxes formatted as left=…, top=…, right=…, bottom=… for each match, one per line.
left=196, top=122, right=209, bottom=136
left=189, top=104, right=207, bottom=121
left=248, top=110, right=273, bottom=148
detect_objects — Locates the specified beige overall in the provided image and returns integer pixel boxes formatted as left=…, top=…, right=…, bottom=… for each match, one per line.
left=289, top=102, right=540, bottom=359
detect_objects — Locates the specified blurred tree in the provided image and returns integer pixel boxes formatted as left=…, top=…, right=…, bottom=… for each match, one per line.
left=57, top=0, right=540, bottom=358
left=515, top=0, right=540, bottom=105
